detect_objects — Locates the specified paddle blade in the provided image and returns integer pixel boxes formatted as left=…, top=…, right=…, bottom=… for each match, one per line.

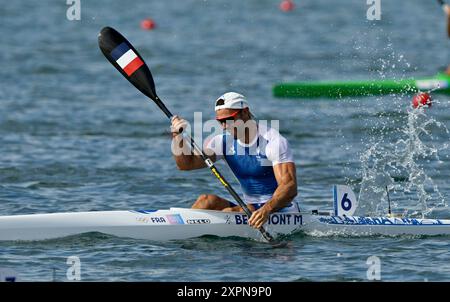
left=98, top=26, right=158, bottom=101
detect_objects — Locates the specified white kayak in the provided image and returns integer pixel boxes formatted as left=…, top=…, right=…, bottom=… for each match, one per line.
left=1, top=185, right=449, bottom=242
left=1, top=207, right=450, bottom=242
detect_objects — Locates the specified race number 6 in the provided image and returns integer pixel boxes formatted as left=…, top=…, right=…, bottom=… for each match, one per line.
left=341, top=193, right=352, bottom=211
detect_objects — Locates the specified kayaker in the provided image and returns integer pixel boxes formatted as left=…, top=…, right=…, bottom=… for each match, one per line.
left=170, top=92, right=298, bottom=229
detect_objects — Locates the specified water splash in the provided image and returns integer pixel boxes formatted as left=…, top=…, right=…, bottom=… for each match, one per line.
left=358, top=106, right=449, bottom=218
left=346, top=30, right=449, bottom=218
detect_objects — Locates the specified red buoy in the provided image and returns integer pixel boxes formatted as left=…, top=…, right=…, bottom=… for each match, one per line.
left=412, top=92, right=432, bottom=109
left=141, top=18, right=156, bottom=30
left=280, top=0, right=295, bottom=12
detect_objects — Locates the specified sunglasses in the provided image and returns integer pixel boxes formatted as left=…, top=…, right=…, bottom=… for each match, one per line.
left=215, top=110, right=242, bottom=124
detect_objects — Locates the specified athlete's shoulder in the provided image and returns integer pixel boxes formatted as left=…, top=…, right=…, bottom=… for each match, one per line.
left=259, top=123, right=288, bottom=141
left=259, top=123, right=294, bottom=164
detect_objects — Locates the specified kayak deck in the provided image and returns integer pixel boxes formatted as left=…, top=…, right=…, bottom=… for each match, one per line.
left=273, top=73, right=450, bottom=98
left=1, top=208, right=450, bottom=242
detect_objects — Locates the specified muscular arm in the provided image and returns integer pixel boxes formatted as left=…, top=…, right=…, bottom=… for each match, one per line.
left=263, top=162, right=298, bottom=213
left=248, top=162, right=298, bottom=229
left=172, top=133, right=216, bottom=170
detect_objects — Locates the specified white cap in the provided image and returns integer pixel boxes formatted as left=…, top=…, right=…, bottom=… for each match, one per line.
left=214, top=92, right=249, bottom=111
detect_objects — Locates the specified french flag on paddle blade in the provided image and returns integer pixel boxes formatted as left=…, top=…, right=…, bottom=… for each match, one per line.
left=110, top=42, right=144, bottom=76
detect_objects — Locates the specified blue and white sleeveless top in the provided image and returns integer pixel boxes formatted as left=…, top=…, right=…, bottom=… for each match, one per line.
left=205, top=124, right=294, bottom=204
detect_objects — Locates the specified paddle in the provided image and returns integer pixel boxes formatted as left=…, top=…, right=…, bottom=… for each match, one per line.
left=97, top=26, right=282, bottom=245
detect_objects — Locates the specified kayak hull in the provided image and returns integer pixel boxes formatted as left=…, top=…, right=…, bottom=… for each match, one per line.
left=1, top=208, right=450, bottom=241
left=0, top=208, right=302, bottom=241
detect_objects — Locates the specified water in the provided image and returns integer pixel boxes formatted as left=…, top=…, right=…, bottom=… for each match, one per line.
left=1, top=0, right=450, bottom=281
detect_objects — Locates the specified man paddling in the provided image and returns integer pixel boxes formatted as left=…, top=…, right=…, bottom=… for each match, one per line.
left=170, top=92, right=298, bottom=229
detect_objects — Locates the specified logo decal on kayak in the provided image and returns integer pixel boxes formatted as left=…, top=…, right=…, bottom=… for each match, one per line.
left=234, top=214, right=302, bottom=225
left=136, top=216, right=167, bottom=224
left=166, top=214, right=185, bottom=225
left=186, top=219, right=211, bottom=224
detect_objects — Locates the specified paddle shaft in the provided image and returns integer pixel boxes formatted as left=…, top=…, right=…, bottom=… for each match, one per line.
left=154, top=96, right=275, bottom=242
